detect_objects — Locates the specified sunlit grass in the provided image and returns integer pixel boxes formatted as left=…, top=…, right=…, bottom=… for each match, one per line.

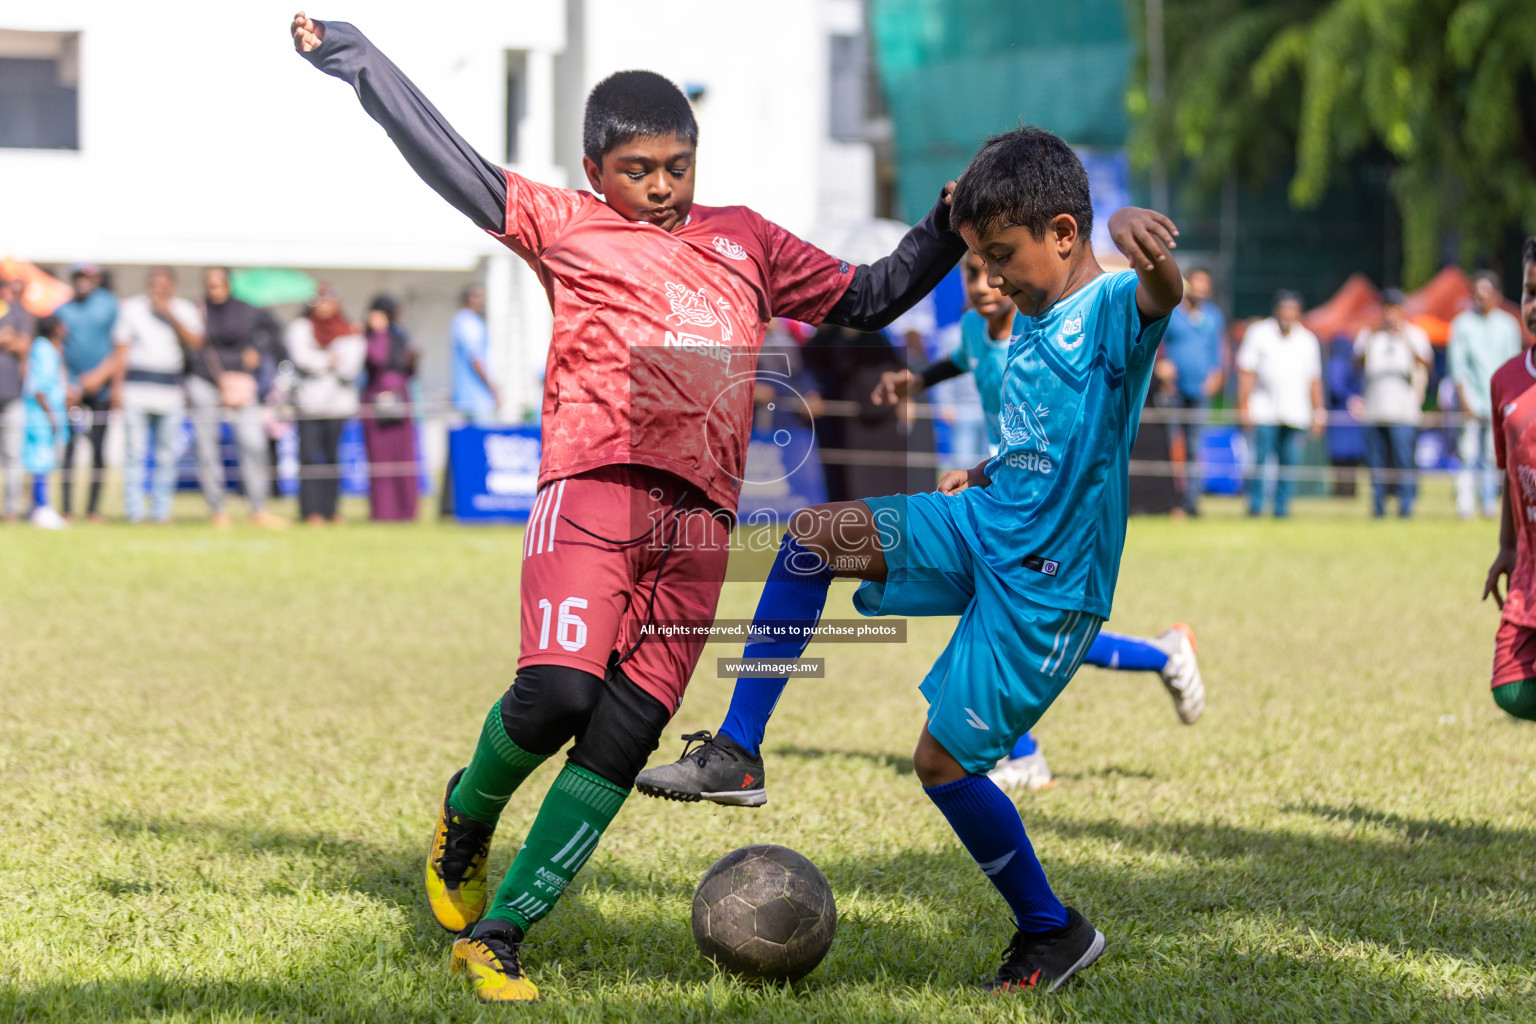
left=1, top=486, right=1532, bottom=1022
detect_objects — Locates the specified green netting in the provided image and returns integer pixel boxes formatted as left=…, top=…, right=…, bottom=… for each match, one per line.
left=870, top=1, right=1402, bottom=316
left=870, top=0, right=1133, bottom=220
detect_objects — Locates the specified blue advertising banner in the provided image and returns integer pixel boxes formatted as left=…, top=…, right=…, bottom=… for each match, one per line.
left=450, top=425, right=541, bottom=523
left=440, top=424, right=823, bottom=524
left=1077, top=149, right=1131, bottom=256
left=736, top=427, right=828, bottom=520
left=1200, top=426, right=1244, bottom=495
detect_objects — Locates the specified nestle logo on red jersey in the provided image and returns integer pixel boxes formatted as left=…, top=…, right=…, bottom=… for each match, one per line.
left=713, top=236, right=748, bottom=261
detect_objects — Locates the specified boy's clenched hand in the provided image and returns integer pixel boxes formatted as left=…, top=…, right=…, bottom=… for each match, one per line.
left=292, top=11, right=325, bottom=52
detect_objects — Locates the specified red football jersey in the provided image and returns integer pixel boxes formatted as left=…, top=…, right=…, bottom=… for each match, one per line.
left=1492, top=347, right=1536, bottom=629
left=493, top=171, right=853, bottom=512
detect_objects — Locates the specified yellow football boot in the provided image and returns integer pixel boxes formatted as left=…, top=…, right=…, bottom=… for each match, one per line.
left=425, top=768, right=495, bottom=932
left=451, top=926, right=540, bottom=1002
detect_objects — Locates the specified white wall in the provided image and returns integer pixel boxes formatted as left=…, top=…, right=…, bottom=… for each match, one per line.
left=0, top=1, right=564, bottom=270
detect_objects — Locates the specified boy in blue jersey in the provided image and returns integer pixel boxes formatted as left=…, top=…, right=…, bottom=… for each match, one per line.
left=640, top=249, right=1202, bottom=802
left=875, top=251, right=1204, bottom=791
left=642, top=127, right=1183, bottom=991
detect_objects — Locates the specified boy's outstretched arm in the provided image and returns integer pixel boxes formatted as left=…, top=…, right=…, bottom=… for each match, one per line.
left=1108, top=207, right=1183, bottom=321
left=291, top=12, right=506, bottom=233
left=823, top=184, right=969, bottom=332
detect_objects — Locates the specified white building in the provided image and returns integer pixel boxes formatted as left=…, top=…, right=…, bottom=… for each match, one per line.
left=0, top=0, right=878, bottom=438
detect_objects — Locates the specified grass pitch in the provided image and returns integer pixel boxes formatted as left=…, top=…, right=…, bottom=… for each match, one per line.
left=0, top=494, right=1532, bottom=1022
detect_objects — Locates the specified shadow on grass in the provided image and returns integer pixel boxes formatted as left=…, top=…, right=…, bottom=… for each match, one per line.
left=1053, top=764, right=1157, bottom=782
left=770, top=744, right=916, bottom=776
left=1290, top=801, right=1533, bottom=845
left=75, top=805, right=1536, bottom=1021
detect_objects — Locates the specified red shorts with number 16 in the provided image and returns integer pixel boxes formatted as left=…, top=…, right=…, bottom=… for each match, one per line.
left=517, top=464, right=731, bottom=712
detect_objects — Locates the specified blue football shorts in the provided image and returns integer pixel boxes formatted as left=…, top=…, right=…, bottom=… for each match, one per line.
left=854, top=490, right=1103, bottom=775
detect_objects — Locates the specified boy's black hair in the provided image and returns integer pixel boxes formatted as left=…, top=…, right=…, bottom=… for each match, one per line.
left=1524, top=237, right=1536, bottom=268
left=950, top=126, right=1093, bottom=243
left=37, top=314, right=61, bottom=339
left=583, top=70, right=698, bottom=164
left=1274, top=289, right=1304, bottom=308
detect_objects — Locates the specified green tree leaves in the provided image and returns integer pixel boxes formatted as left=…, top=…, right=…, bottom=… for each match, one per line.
left=1133, top=0, right=1536, bottom=285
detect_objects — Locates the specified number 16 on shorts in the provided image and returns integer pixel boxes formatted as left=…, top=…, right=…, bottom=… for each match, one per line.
left=536, top=596, right=589, bottom=653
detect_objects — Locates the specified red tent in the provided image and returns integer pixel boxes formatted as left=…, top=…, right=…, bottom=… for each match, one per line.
left=1291, top=266, right=1531, bottom=347
left=0, top=258, right=71, bottom=317
left=1302, top=273, right=1380, bottom=342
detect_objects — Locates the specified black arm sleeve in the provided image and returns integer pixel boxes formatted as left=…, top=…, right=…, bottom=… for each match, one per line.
left=919, top=357, right=964, bottom=389
left=301, top=21, right=507, bottom=233
left=822, top=194, right=969, bottom=332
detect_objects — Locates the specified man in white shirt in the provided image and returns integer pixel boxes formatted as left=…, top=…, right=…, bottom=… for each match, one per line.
left=113, top=267, right=204, bottom=523
left=1236, top=290, right=1325, bottom=517
left=1353, top=288, right=1432, bottom=517
left=1448, top=270, right=1523, bottom=518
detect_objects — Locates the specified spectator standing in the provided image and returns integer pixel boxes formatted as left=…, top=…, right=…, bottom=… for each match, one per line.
left=114, top=268, right=203, bottom=524
left=361, top=294, right=419, bottom=522
left=196, top=268, right=283, bottom=527
left=23, top=316, right=68, bottom=529
left=803, top=324, right=907, bottom=500
left=252, top=299, right=290, bottom=505
left=442, top=284, right=494, bottom=517
left=0, top=277, right=33, bottom=522
left=891, top=299, right=939, bottom=495
left=1156, top=267, right=1226, bottom=515
left=1353, top=289, right=1432, bottom=517
left=1323, top=334, right=1367, bottom=497
left=54, top=264, right=119, bottom=522
left=450, top=284, right=497, bottom=423
left=1448, top=270, right=1522, bottom=519
left=1237, top=290, right=1325, bottom=518
left=287, top=285, right=364, bottom=525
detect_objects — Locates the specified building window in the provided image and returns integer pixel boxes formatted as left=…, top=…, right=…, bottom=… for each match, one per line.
left=0, top=30, right=79, bottom=150
left=505, top=50, right=527, bottom=165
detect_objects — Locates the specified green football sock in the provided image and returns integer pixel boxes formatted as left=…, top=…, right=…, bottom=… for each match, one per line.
left=486, top=762, right=628, bottom=932
left=449, top=702, right=549, bottom=825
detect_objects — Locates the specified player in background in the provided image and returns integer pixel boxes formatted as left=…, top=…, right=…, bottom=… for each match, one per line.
left=654, top=127, right=1183, bottom=992
left=639, top=252, right=1202, bottom=802
left=292, top=12, right=966, bottom=1002
left=1481, top=236, right=1536, bottom=724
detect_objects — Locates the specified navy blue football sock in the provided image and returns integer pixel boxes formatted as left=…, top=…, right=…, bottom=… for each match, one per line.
left=926, top=773, right=1067, bottom=933
left=717, top=534, right=833, bottom=756
left=31, top=475, right=47, bottom=511
left=1007, top=731, right=1038, bottom=759
left=1083, top=631, right=1169, bottom=673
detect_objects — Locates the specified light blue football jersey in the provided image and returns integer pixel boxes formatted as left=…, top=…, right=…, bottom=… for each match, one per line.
left=953, top=309, right=1014, bottom=446
left=956, top=270, right=1168, bottom=618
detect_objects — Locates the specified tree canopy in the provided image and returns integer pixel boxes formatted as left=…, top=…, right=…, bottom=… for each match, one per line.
left=1129, top=0, right=1536, bottom=286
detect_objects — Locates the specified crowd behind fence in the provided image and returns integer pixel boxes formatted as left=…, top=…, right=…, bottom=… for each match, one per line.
left=0, top=262, right=1523, bottom=527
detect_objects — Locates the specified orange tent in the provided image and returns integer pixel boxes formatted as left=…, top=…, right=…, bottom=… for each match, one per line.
left=1291, top=265, right=1531, bottom=347
left=1302, top=273, right=1380, bottom=342
left=0, top=259, right=71, bottom=317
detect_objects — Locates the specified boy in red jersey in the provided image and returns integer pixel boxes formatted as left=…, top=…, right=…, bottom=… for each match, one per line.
left=292, top=13, right=966, bottom=1001
left=1482, top=236, right=1536, bottom=724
